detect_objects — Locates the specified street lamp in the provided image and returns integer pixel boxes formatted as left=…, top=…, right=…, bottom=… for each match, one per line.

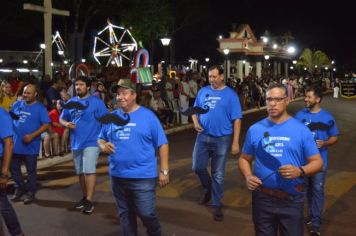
left=205, top=57, right=210, bottom=63
left=287, top=46, right=296, bottom=54
left=264, top=55, right=270, bottom=60
left=223, top=49, right=230, bottom=79
left=292, top=60, right=297, bottom=65
left=273, top=44, right=278, bottom=49
left=160, top=37, right=171, bottom=72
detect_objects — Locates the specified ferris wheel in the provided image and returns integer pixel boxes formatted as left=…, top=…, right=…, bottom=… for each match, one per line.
left=93, top=20, right=138, bottom=67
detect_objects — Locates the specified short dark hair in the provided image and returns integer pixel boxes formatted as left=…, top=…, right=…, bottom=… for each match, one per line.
left=75, top=76, right=91, bottom=87
left=306, top=85, right=323, bottom=102
left=208, top=65, right=224, bottom=75
left=266, top=83, right=287, bottom=97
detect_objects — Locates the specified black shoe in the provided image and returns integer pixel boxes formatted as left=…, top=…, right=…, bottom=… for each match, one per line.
left=11, top=189, right=26, bottom=202
left=74, top=196, right=87, bottom=210
left=82, top=199, right=94, bottom=215
left=310, top=226, right=321, bottom=236
left=198, top=191, right=211, bottom=205
left=213, top=206, right=224, bottom=222
left=23, top=192, right=35, bottom=205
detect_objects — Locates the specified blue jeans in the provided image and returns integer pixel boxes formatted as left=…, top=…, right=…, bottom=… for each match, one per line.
left=306, top=170, right=326, bottom=228
left=111, top=177, right=161, bottom=236
left=0, top=189, right=23, bottom=235
left=192, top=133, right=232, bottom=207
left=10, top=154, right=38, bottom=194
left=252, top=191, right=304, bottom=236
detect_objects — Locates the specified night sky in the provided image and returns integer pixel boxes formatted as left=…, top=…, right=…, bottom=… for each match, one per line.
left=0, top=0, right=355, bottom=72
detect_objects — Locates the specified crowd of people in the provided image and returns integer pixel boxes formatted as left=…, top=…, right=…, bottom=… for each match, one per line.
left=0, top=66, right=339, bottom=236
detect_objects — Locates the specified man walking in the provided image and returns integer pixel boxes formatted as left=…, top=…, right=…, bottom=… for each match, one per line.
left=295, top=85, right=339, bottom=235
left=98, top=79, right=169, bottom=235
left=10, top=84, right=50, bottom=204
left=192, top=65, right=242, bottom=221
left=60, top=76, right=107, bottom=214
left=239, top=83, right=323, bottom=236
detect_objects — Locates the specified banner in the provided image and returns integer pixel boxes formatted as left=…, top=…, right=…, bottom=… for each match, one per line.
left=340, top=80, right=356, bottom=99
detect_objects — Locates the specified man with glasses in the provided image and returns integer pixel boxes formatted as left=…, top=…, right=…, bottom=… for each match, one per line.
left=239, top=83, right=323, bottom=236
left=295, top=85, right=339, bottom=236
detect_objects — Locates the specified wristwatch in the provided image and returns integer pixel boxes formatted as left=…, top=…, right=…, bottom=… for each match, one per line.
left=160, top=169, right=169, bottom=176
left=299, top=167, right=305, bottom=178
left=0, top=173, right=8, bottom=179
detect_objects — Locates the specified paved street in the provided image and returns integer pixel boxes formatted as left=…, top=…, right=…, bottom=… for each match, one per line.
left=4, top=94, right=356, bottom=236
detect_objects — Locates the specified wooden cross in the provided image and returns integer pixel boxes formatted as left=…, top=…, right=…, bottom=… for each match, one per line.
left=24, top=0, right=70, bottom=78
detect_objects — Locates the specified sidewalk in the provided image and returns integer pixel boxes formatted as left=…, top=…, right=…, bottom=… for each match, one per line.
left=34, top=95, right=308, bottom=171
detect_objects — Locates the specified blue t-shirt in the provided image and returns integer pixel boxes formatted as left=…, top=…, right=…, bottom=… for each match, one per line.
left=11, top=101, right=50, bottom=155
left=0, top=108, right=14, bottom=157
left=98, top=106, right=168, bottom=178
left=194, top=86, right=242, bottom=136
left=242, top=117, right=319, bottom=194
left=60, top=96, right=107, bottom=150
left=295, top=108, right=339, bottom=169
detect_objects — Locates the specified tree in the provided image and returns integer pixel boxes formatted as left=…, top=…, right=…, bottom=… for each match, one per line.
left=296, top=48, right=331, bottom=74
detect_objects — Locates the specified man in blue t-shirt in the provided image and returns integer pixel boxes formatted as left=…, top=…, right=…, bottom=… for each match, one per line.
left=10, top=84, right=50, bottom=205
left=295, top=85, right=338, bottom=235
left=0, top=108, right=24, bottom=236
left=192, top=65, right=242, bottom=221
left=98, top=79, right=169, bottom=235
left=60, top=76, right=107, bottom=215
left=239, top=83, right=323, bottom=236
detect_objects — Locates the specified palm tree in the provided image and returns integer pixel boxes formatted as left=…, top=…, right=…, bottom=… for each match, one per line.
left=296, top=48, right=331, bottom=74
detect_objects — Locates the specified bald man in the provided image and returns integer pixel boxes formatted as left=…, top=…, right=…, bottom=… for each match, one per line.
left=10, top=84, right=50, bottom=204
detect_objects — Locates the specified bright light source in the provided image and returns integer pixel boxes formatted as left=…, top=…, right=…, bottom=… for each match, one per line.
left=23, top=60, right=28, bottom=64
left=325, top=67, right=328, bottom=70
left=111, top=61, right=115, bottom=65
left=17, top=68, right=30, bottom=73
left=127, top=45, right=135, bottom=52
left=223, top=49, right=230, bottom=55
left=0, top=69, right=12, bottom=73
left=264, top=55, right=270, bottom=60
left=161, top=61, right=165, bottom=64
left=64, top=60, right=68, bottom=64
left=203, top=65, right=206, bottom=69
left=81, top=59, right=86, bottom=63
left=292, top=60, right=297, bottom=64
left=287, top=46, right=296, bottom=54
left=218, top=35, right=223, bottom=39
left=333, top=68, right=336, bottom=71
left=58, top=50, right=64, bottom=55
left=273, top=44, right=278, bottom=49
left=261, top=36, right=268, bottom=43
left=160, top=38, right=171, bottom=46
left=0, top=59, right=3, bottom=63
left=51, top=62, right=54, bottom=67
left=315, top=65, right=318, bottom=68
left=331, top=60, right=335, bottom=64
left=243, top=60, right=246, bottom=64
left=31, top=69, right=39, bottom=72
left=205, top=57, right=210, bottom=62
left=304, top=67, right=307, bottom=70
left=290, top=66, right=294, bottom=70
left=40, top=44, right=46, bottom=49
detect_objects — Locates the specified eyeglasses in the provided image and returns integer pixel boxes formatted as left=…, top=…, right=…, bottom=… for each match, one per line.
left=266, top=96, right=287, bottom=103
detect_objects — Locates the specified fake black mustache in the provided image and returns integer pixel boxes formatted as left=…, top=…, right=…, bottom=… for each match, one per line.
left=9, top=111, right=20, bottom=120
left=62, top=101, right=89, bottom=110
left=302, top=119, right=332, bottom=131
left=181, top=106, right=209, bottom=116
left=96, top=113, right=130, bottom=126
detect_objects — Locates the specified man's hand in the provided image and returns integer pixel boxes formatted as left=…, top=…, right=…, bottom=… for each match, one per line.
left=102, top=142, right=115, bottom=154
left=23, top=134, right=33, bottom=144
left=194, top=123, right=204, bottom=133
left=245, top=175, right=262, bottom=191
left=66, top=122, right=76, bottom=129
left=231, top=142, right=240, bottom=155
left=158, top=173, right=169, bottom=188
left=279, top=165, right=301, bottom=179
left=316, top=139, right=325, bottom=149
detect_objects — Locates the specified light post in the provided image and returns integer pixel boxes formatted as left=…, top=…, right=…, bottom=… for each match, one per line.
left=223, top=49, right=230, bottom=79
left=160, top=37, right=171, bottom=73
